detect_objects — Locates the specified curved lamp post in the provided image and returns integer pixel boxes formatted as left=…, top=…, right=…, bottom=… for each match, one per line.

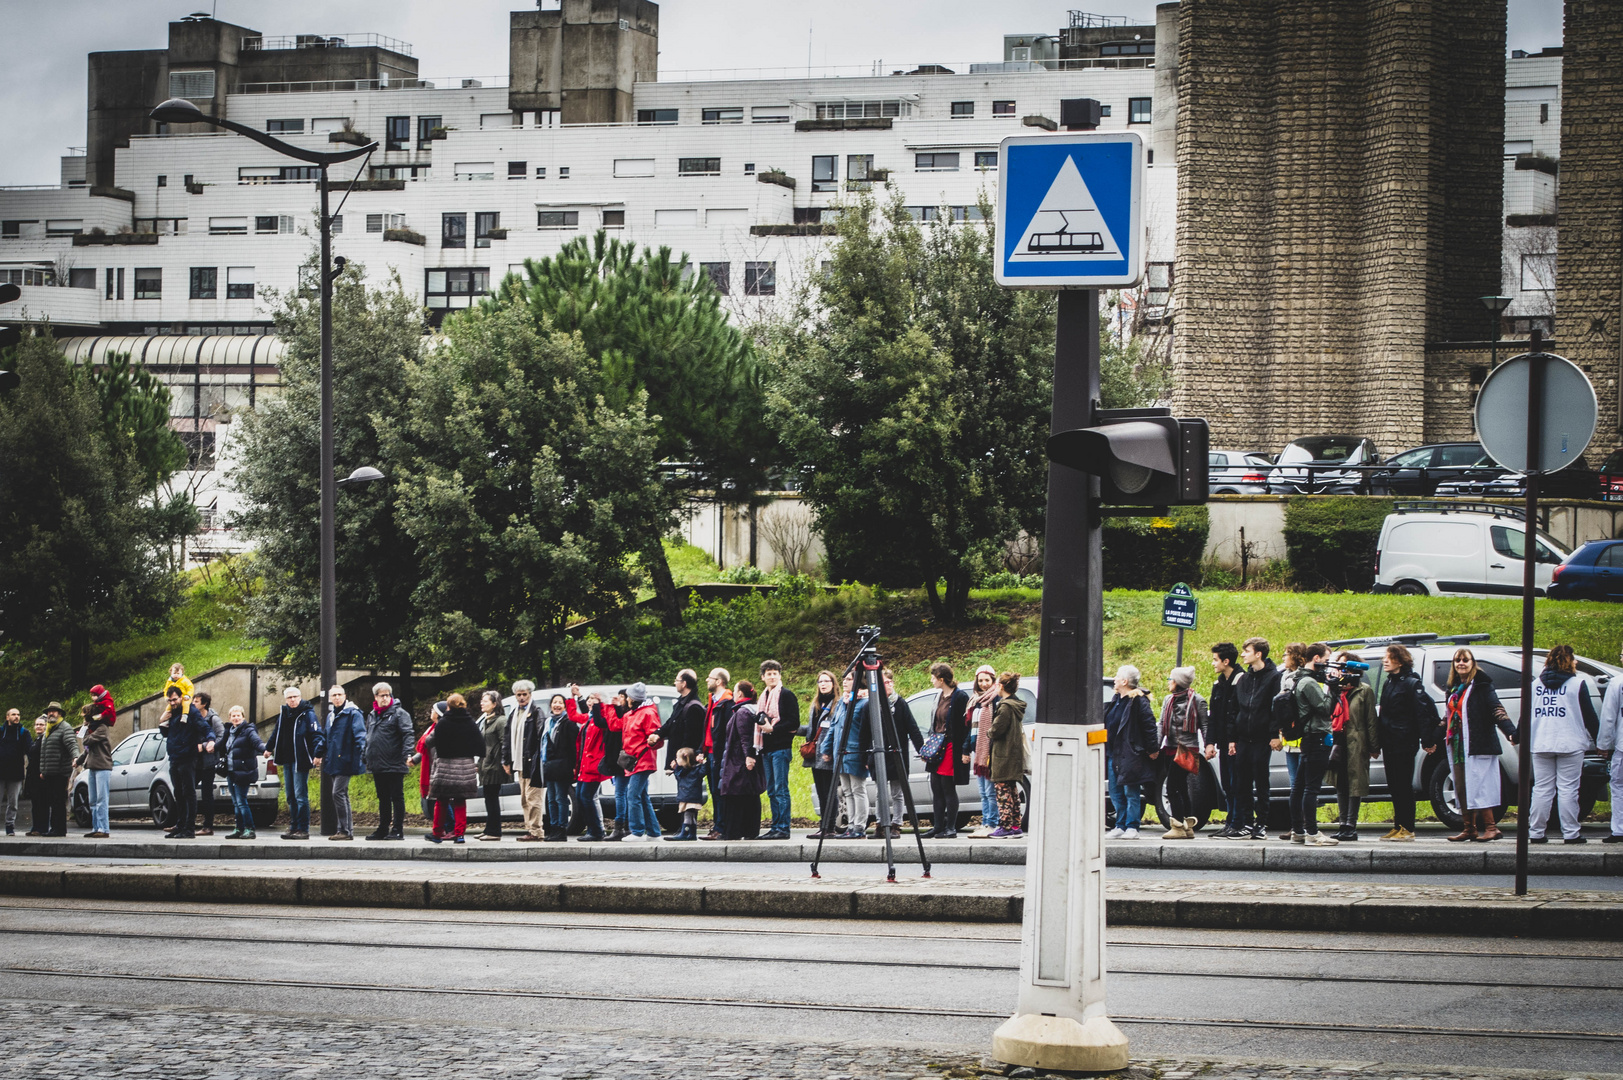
left=1480, top=295, right=1512, bottom=370
left=150, top=98, right=378, bottom=718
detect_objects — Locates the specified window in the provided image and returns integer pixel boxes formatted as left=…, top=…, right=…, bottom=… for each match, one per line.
left=915, top=152, right=959, bottom=171
left=385, top=115, right=410, bottom=151
left=331, top=215, right=343, bottom=235
left=793, top=207, right=824, bottom=225
left=189, top=267, right=217, bottom=299
left=68, top=268, right=95, bottom=289
left=812, top=155, right=837, bottom=192
left=558, top=167, right=569, bottom=179
left=312, top=118, right=348, bottom=134
left=454, top=162, right=495, bottom=181
left=815, top=100, right=908, bottom=119
left=0, top=220, right=22, bottom=239
left=602, top=209, right=625, bottom=228
left=45, top=219, right=84, bottom=237
left=701, top=262, right=730, bottom=294
left=136, top=734, right=165, bottom=763
left=267, top=119, right=305, bottom=133
left=111, top=737, right=140, bottom=768
left=1100, top=105, right=1113, bottom=117
left=846, top=154, right=873, bottom=180
left=744, top=162, right=756, bottom=174
left=371, top=165, right=430, bottom=181
left=1520, top=253, right=1556, bottom=291
left=615, top=158, right=656, bottom=178
left=169, top=70, right=216, bottom=99
left=134, top=267, right=161, bottom=300
left=1540, top=103, right=1549, bottom=124
left=1599, top=544, right=1623, bottom=569
left=210, top=216, right=247, bottom=235
left=1490, top=525, right=1561, bottom=564
left=536, top=211, right=579, bottom=229
left=226, top=266, right=255, bottom=299
left=1100, top=42, right=1154, bottom=55
left=134, top=217, right=187, bottom=235
left=975, top=151, right=998, bottom=170
left=951, top=101, right=975, bottom=118
left=105, top=267, right=114, bottom=298
left=238, top=166, right=318, bottom=184
left=474, top=212, right=500, bottom=247
left=654, top=209, right=698, bottom=226
left=679, top=157, right=721, bottom=175
left=707, top=208, right=749, bottom=226
left=1128, top=97, right=1152, bottom=124
left=535, top=166, right=547, bottom=180
left=424, top=267, right=491, bottom=324
left=744, top=261, right=776, bottom=296
left=993, top=100, right=1016, bottom=117
left=702, top=107, right=743, bottom=124
left=508, top=161, right=527, bottom=179
left=442, top=213, right=467, bottom=248
left=752, top=105, right=791, bottom=124
left=366, top=213, right=404, bottom=233
left=157, top=174, right=167, bottom=188
left=0, top=268, right=52, bottom=287
left=417, top=115, right=442, bottom=149
left=116, top=267, right=124, bottom=300
left=255, top=215, right=293, bottom=234
left=636, top=109, right=678, bottom=125
left=1435, top=444, right=1487, bottom=467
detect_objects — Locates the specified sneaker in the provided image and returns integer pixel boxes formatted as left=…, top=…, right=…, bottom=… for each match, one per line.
left=86, top=831, right=110, bottom=839
left=478, top=834, right=502, bottom=841
left=1276, top=831, right=1293, bottom=841
left=1379, top=827, right=1401, bottom=840
left=1120, top=828, right=1140, bottom=840
left=1247, top=824, right=1268, bottom=840
left=1305, top=832, right=1339, bottom=846
left=1603, top=834, right=1623, bottom=844
left=1289, top=832, right=1306, bottom=844
left=364, top=831, right=388, bottom=841
left=987, top=827, right=1021, bottom=839
left=424, top=833, right=444, bottom=844
left=223, top=830, right=243, bottom=840
left=453, top=836, right=466, bottom=844
left=1564, top=836, right=1589, bottom=845
left=622, top=833, right=648, bottom=843
left=1105, top=827, right=1125, bottom=839
left=328, top=832, right=353, bottom=841
left=1529, top=835, right=1549, bottom=844
left=1394, top=827, right=1415, bottom=842
left=241, top=830, right=256, bottom=840
left=581, top=833, right=606, bottom=842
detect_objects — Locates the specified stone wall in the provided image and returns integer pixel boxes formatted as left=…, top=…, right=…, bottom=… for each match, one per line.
left=1554, top=0, right=1623, bottom=459
left=1171, top=0, right=1506, bottom=454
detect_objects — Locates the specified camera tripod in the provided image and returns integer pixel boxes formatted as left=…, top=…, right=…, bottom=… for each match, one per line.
left=810, top=625, right=934, bottom=882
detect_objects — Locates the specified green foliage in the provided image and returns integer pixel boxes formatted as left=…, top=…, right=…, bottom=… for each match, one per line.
left=1283, top=496, right=1396, bottom=592
left=77, top=352, right=189, bottom=491
left=0, top=331, right=184, bottom=686
left=1197, top=555, right=1296, bottom=591
left=229, top=258, right=425, bottom=680
left=980, top=571, right=1044, bottom=590
left=1099, top=314, right=1172, bottom=409
left=382, top=300, right=675, bottom=683
left=764, top=191, right=1053, bottom=621
left=1101, top=507, right=1210, bottom=590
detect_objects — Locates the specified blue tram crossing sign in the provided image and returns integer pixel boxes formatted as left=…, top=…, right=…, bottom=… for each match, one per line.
left=994, top=131, right=1145, bottom=290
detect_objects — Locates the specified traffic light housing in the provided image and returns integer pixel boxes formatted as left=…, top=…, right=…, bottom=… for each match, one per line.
left=1047, top=407, right=1209, bottom=506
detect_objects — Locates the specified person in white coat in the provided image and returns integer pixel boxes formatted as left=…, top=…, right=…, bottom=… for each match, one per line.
left=1527, top=644, right=1601, bottom=844
left=1598, top=642, right=1623, bottom=845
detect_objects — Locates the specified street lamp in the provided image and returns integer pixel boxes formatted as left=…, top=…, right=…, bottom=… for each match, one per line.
left=1479, top=295, right=1512, bottom=370
left=337, top=466, right=386, bottom=488
left=150, top=98, right=378, bottom=723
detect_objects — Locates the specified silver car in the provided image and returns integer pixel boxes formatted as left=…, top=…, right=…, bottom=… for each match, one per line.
left=1209, top=449, right=1274, bottom=495
left=71, top=728, right=281, bottom=831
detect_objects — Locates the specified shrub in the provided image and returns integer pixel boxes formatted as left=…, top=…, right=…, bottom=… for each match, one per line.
left=980, top=571, right=1043, bottom=590
left=1101, top=506, right=1209, bottom=590
left=1282, top=496, right=1395, bottom=592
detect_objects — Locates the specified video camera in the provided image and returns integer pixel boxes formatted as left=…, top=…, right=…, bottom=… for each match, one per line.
left=1325, top=658, right=1370, bottom=685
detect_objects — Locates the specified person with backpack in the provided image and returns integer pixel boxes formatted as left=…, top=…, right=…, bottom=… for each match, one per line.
left=1282, top=644, right=1337, bottom=845
left=1157, top=666, right=1209, bottom=840
left=1271, top=644, right=1309, bottom=839
left=1376, top=644, right=1441, bottom=841
left=323, top=685, right=367, bottom=841
left=1527, top=644, right=1600, bottom=845
left=1327, top=651, right=1379, bottom=841
left=1225, top=638, right=1282, bottom=840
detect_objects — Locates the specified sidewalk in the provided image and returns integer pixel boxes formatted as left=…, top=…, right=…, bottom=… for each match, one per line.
left=5, top=827, right=1619, bottom=875
left=3, top=857, right=1620, bottom=937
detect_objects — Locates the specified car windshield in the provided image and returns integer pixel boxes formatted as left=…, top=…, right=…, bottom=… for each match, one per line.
left=1604, top=449, right=1623, bottom=474
left=1244, top=453, right=1274, bottom=468
left=1278, top=438, right=1363, bottom=465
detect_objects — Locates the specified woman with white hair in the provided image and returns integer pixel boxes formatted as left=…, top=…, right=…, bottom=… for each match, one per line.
left=1104, top=664, right=1158, bottom=839
left=1158, top=666, right=1210, bottom=839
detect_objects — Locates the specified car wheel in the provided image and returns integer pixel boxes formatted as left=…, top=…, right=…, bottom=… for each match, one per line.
left=1580, top=795, right=1598, bottom=822
left=149, top=783, right=178, bottom=830
left=1395, top=580, right=1428, bottom=597
left=252, top=803, right=279, bottom=829
left=1426, top=761, right=1464, bottom=831
left=1019, top=776, right=1032, bottom=833
left=71, top=786, right=92, bottom=829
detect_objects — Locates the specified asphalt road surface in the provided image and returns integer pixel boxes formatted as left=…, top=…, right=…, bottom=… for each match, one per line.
left=2, top=896, right=1620, bottom=1076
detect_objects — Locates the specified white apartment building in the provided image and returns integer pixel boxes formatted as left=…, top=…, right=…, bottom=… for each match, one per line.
left=1499, top=47, right=1561, bottom=336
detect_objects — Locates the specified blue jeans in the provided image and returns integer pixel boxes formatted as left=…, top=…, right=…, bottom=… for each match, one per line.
left=229, top=778, right=253, bottom=832
left=762, top=748, right=793, bottom=833
left=545, top=779, right=571, bottom=834
left=88, top=769, right=110, bottom=833
left=1107, top=757, right=1143, bottom=831
left=612, top=775, right=628, bottom=831
left=288, top=767, right=311, bottom=833
left=624, top=770, right=658, bottom=837
left=978, top=775, right=999, bottom=827
left=575, top=780, right=604, bottom=837
left=1285, top=750, right=1301, bottom=789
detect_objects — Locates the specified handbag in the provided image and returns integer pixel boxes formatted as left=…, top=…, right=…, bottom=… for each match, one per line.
left=616, top=750, right=638, bottom=772
left=919, top=731, right=948, bottom=766
left=1172, top=746, right=1200, bottom=773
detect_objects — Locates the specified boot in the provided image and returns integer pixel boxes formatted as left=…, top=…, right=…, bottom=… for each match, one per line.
left=1447, top=808, right=1478, bottom=843
left=606, top=820, right=628, bottom=842
left=1476, top=811, right=1504, bottom=842
left=1336, top=798, right=1361, bottom=841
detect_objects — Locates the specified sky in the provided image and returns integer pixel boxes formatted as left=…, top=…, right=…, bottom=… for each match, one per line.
left=0, top=0, right=1567, bottom=186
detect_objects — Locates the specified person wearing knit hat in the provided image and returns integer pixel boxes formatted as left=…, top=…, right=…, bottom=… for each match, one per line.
left=1157, top=665, right=1210, bottom=840
left=967, top=665, right=1000, bottom=834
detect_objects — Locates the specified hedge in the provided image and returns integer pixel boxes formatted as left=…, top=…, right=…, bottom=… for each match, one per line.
left=1101, top=506, right=1209, bottom=590
left=1282, top=496, right=1396, bottom=592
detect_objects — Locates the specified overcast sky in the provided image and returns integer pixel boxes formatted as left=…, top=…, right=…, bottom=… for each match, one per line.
left=0, top=0, right=1566, bottom=185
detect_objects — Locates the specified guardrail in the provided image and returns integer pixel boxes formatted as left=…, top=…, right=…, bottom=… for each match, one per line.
left=241, top=33, right=412, bottom=55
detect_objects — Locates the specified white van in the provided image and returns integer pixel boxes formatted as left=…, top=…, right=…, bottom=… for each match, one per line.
left=1373, top=502, right=1568, bottom=597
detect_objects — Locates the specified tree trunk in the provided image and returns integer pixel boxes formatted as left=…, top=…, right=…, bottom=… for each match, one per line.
left=923, top=577, right=945, bottom=621
left=644, top=540, right=685, bottom=627
left=395, top=653, right=414, bottom=715
left=69, top=631, right=91, bottom=690
left=945, top=569, right=973, bottom=622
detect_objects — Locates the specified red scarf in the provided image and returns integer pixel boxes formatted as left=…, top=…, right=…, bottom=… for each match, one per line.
left=704, top=689, right=733, bottom=752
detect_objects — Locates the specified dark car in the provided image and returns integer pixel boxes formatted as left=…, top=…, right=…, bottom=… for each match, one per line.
left=1268, top=435, right=1380, bottom=494
left=1549, top=539, right=1623, bottom=601
left=1371, top=442, right=1505, bottom=496
left=1600, top=449, right=1623, bottom=503
left=1437, top=454, right=1600, bottom=500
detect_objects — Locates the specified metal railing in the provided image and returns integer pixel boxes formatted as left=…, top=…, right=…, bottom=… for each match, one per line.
left=640, top=57, right=1148, bottom=82
left=235, top=74, right=507, bottom=95
left=241, top=33, right=412, bottom=55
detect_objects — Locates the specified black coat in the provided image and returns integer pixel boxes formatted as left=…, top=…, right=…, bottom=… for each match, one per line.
left=0, top=723, right=31, bottom=783
left=719, top=700, right=764, bottom=797
left=1449, top=671, right=1516, bottom=757
left=1379, top=667, right=1440, bottom=747
left=222, top=722, right=265, bottom=782
left=1105, top=691, right=1159, bottom=786
left=1231, top=660, right=1282, bottom=743
left=758, top=687, right=800, bottom=753
left=162, top=704, right=214, bottom=765
left=541, top=712, right=579, bottom=783
left=1207, top=670, right=1238, bottom=745
left=887, top=694, right=924, bottom=772
left=658, top=692, right=707, bottom=768
left=429, top=707, right=485, bottom=759
left=925, top=688, right=971, bottom=784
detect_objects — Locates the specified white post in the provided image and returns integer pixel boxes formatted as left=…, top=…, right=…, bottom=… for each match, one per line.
left=992, top=722, right=1128, bottom=1071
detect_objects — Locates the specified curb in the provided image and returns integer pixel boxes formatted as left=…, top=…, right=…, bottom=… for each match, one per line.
left=3, top=863, right=1620, bottom=937
left=6, top=837, right=1619, bottom=875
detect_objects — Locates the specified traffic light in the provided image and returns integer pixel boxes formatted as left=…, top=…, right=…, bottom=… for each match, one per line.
left=1047, top=407, right=1209, bottom=506
left=0, top=281, right=20, bottom=391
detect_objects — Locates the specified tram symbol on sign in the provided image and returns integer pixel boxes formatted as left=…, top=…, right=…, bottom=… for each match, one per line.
left=1026, top=211, right=1106, bottom=254
left=1008, top=155, right=1122, bottom=263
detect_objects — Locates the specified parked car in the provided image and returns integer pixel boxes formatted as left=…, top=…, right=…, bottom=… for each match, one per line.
left=1209, top=450, right=1275, bottom=495
left=1599, top=449, right=1623, bottom=503
left=1436, top=454, right=1600, bottom=500
left=1370, top=442, right=1504, bottom=496
left=1372, top=502, right=1567, bottom=597
left=1268, top=436, right=1380, bottom=494
left=1548, top=539, right=1623, bottom=601
left=71, top=727, right=281, bottom=830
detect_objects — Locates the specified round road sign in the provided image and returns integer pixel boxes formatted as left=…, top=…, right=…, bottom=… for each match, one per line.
left=1473, top=351, right=1597, bottom=474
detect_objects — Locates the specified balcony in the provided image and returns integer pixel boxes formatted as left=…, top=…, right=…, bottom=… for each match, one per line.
left=3, top=284, right=103, bottom=330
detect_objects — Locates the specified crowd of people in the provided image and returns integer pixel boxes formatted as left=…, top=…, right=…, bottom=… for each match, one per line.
left=1103, top=637, right=1620, bottom=845
left=2, top=644, right=1619, bottom=844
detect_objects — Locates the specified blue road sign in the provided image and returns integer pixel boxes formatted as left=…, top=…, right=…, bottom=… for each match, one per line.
left=994, top=132, right=1145, bottom=289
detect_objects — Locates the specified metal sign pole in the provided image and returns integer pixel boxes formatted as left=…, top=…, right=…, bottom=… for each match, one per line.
left=1514, top=333, right=1548, bottom=897
left=1176, top=628, right=1185, bottom=668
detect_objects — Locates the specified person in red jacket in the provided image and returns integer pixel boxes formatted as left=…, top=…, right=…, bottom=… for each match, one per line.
left=566, top=684, right=607, bottom=841
left=613, top=682, right=664, bottom=841
left=87, top=685, right=117, bottom=726
left=413, top=703, right=444, bottom=830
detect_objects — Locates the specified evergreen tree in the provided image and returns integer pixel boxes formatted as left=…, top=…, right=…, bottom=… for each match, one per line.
left=380, top=301, right=674, bottom=682
left=487, top=231, right=768, bottom=622
left=229, top=259, right=424, bottom=689
left=0, top=331, right=181, bottom=686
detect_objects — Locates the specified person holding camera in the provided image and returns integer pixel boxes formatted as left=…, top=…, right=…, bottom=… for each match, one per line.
left=1283, top=644, right=1337, bottom=846
left=1327, top=651, right=1378, bottom=841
